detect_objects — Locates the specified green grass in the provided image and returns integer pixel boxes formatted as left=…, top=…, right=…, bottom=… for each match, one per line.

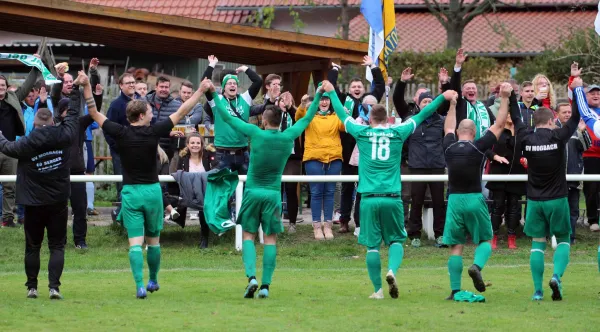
left=1, top=224, right=600, bottom=331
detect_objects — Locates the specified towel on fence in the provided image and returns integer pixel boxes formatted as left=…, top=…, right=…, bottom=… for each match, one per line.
left=203, top=168, right=239, bottom=235
left=171, top=169, right=217, bottom=211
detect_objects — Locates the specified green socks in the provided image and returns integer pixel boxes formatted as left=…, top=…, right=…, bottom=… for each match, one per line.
left=366, top=248, right=382, bottom=292
left=553, top=238, right=570, bottom=278
left=387, top=243, right=404, bottom=274
left=242, top=240, right=257, bottom=278
left=530, top=241, right=546, bottom=292
left=473, top=242, right=492, bottom=270
left=147, top=245, right=161, bottom=282
left=128, top=245, right=144, bottom=288
left=448, top=255, right=463, bottom=292
left=262, top=245, right=277, bottom=286
left=597, top=246, right=600, bottom=273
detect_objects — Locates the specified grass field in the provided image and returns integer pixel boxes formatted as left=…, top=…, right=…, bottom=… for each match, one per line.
left=1, top=223, right=600, bottom=331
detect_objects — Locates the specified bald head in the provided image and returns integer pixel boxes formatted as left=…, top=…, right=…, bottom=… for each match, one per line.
left=457, top=119, right=476, bottom=140
left=363, top=95, right=377, bottom=105
left=34, top=108, right=54, bottom=128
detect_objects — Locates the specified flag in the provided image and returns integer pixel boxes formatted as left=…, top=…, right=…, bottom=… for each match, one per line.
left=361, top=0, right=398, bottom=82
left=595, top=1, right=600, bottom=36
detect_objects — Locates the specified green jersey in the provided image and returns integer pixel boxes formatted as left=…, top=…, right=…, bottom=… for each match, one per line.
left=328, top=91, right=445, bottom=195
left=208, top=91, right=253, bottom=148
left=210, top=91, right=321, bottom=190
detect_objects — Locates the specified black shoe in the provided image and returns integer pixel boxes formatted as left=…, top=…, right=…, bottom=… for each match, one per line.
left=200, top=236, right=208, bottom=249
left=1, top=219, right=17, bottom=228
left=468, top=265, right=486, bottom=292
left=75, top=242, right=88, bottom=250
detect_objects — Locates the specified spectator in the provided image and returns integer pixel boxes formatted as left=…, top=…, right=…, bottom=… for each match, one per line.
left=85, top=82, right=103, bottom=217
left=518, top=81, right=539, bottom=130
left=532, top=74, right=557, bottom=111
left=106, top=73, right=140, bottom=217
left=327, top=56, right=385, bottom=234
left=296, top=91, right=344, bottom=240
left=555, top=102, right=591, bottom=244
left=0, top=55, right=40, bottom=228
left=395, top=67, right=449, bottom=248
left=581, top=84, right=600, bottom=232
left=201, top=55, right=263, bottom=174
left=485, top=91, right=526, bottom=249
left=176, top=81, right=211, bottom=131
left=169, top=133, right=213, bottom=248
left=135, top=81, right=148, bottom=98
left=145, top=76, right=183, bottom=160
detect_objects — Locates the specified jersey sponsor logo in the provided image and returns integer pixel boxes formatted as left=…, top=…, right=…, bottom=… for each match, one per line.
left=525, top=144, right=558, bottom=152
left=366, top=131, right=395, bottom=138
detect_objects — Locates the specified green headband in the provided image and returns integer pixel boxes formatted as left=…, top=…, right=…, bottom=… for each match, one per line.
left=222, top=74, right=239, bottom=89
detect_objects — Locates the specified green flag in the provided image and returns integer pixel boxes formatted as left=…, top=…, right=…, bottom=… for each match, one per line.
left=0, top=53, right=61, bottom=84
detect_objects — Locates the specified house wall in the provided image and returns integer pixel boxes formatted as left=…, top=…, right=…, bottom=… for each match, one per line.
left=268, top=7, right=360, bottom=37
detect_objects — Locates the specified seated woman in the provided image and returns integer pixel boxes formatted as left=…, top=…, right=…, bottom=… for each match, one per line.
left=169, top=133, right=213, bottom=248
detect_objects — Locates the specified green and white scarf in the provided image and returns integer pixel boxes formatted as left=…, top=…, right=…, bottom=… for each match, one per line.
left=0, top=53, right=60, bottom=84
left=466, top=100, right=491, bottom=139
left=343, top=96, right=355, bottom=116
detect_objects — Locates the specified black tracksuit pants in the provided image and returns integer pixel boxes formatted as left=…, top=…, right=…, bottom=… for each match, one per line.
left=70, top=172, right=88, bottom=245
left=24, top=201, right=68, bottom=291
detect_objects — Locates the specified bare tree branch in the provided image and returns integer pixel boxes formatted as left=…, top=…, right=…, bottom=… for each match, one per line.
left=423, top=0, right=449, bottom=28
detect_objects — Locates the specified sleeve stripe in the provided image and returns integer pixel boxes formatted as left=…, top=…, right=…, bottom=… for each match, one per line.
left=208, top=99, right=216, bottom=108
left=241, top=91, right=252, bottom=106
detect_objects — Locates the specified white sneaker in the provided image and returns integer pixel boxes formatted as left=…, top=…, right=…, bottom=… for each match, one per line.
left=591, top=224, right=600, bottom=232
left=369, top=288, right=384, bottom=299
left=333, top=211, right=341, bottom=222
left=189, top=213, right=199, bottom=220
left=386, top=270, right=399, bottom=299
left=354, top=227, right=360, bottom=237
left=288, top=224, right=296, bottom=234
left=27, top=288, right=38, bottom=299
left=170, top=208, right=180, bottom=220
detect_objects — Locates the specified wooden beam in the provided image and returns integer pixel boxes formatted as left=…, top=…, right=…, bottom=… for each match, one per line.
left=0, top=0, right=367, bottom=65
left=256, top=60, right=331, bottom=75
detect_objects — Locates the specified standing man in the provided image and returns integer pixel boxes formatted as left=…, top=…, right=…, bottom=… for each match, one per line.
left=330, top=76, right=457, bottom=299
left=201, top=56, right=263, bottom=173
left=209, top=79, right=320, bottom=299
left=145, top=76, right=183, bottom=160
left=0, top=74, right=81, bottom=300
left=555, top=102, right=590, bottom=245
left=328, top=56, right=385, bottom=233
left=106, top=73, right=140, bottom=220
left=517, top=76, right=581, bottom=302
left=518, top=81, right=539, bottom=130
left=442, top=83, right=511, bottom=302
left=87, top=73, right=207, bottom=299
left=0, top=55, right=40, bottom=228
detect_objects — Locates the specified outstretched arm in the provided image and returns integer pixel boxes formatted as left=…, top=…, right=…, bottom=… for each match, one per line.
left=169, top=86, right=206, bottom=126
left=410, top=93, right=447, bottom=128
left=444, top=97, right=457, bottom=135
left=486, top=83, right=511, bottom=140
left=284, top=91, right=323, bottom=140
left=556, top=83, right=581, bottom=142
left=81, top=72, right=107, bottom=128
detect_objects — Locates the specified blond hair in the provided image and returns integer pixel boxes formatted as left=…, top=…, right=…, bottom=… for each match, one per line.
left=178, top=132, right=204, bottom=159
left=157, top=145, right=169, bottom=165
left=532, top=74, right=556, bottom=109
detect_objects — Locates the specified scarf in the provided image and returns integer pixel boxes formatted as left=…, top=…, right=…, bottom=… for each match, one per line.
left=466, top=100, right=490, bottom=139
left=280, top=111, right=294, bottom=154
left=343, top=96, right=355, bottom=116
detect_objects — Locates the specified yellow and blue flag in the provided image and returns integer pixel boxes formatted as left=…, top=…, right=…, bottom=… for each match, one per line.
left=361, top=0, right=398, bottom=82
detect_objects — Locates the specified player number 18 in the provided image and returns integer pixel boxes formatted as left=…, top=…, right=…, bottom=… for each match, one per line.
left=369, top=136, right=390, bottom=161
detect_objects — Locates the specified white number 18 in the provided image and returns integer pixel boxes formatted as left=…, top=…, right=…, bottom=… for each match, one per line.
left=369, top=136, right=390, bottom=161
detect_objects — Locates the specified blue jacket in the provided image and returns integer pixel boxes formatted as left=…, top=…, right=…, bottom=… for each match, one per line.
left=105, top=91, right=140, bottom=149
left=19, top=97, right=54, bottom=139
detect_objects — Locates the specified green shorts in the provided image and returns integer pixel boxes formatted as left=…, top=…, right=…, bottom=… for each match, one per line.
left=118, top=183, right=164, bottom=238
left=443, top=193, right=493, bottom=245
left=524, top=198, right=571, bottom=238
left=237, top=188, right=283, bottom=235
left=358, top=196, right=407, bottom=248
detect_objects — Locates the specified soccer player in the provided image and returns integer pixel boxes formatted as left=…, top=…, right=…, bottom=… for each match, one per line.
left=515, top=77, right=581, bottom=301
left=328, top=80, right=459, bottom=299
left=442, top=83, right=511, bottom=302
left=83, top=72, right=210, bottom=299
left=209, top=79, right=321, bottom=299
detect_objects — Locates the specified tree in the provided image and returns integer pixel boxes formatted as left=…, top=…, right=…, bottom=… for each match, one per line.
left=423, top=0, right=500, bottom=49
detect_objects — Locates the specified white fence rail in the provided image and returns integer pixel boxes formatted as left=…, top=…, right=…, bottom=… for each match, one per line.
left=2, top=174, right=591, bottom=250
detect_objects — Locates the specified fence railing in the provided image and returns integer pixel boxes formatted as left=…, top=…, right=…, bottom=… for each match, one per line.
left=1, top=174, right=595, bottom=250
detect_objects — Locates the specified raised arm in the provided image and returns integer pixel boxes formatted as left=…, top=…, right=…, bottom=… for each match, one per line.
left=170, top=85, right=207, bottom=126
left=79, top=71, right=107, bottom=128
left=410, top=91, right=451, bottom=128
left=444, top=95, right=458, bottom=135
left=574, top=84, right=600, bottom=137
left=202, top=55, right=218, bottom=101
left=208, top=82, right=260, bottom=137
left=284, top=90, right=323, bottom=140
left=370, top=65, right=386, bottom=102
left=557, top=79, right=581, bottom=141
left=327, top=62, right=346, bottom=101
left=239, top=66, right=263, bottom=100
left=394, top=68, right=413, bottom=120
left=485, top=83, right=511, bottom=140
left=16, top=67, right=38, bottom=102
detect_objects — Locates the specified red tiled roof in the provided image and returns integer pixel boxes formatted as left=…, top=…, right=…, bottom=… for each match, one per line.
left=217, top=0, right=595, bottom=8
left=348, top=11, right=595, bottom=54
left=70, top=0, right=252, bottom=24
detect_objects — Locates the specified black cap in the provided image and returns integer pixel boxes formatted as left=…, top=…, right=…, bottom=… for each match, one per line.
left=418, top=92, right=434, bottom=105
